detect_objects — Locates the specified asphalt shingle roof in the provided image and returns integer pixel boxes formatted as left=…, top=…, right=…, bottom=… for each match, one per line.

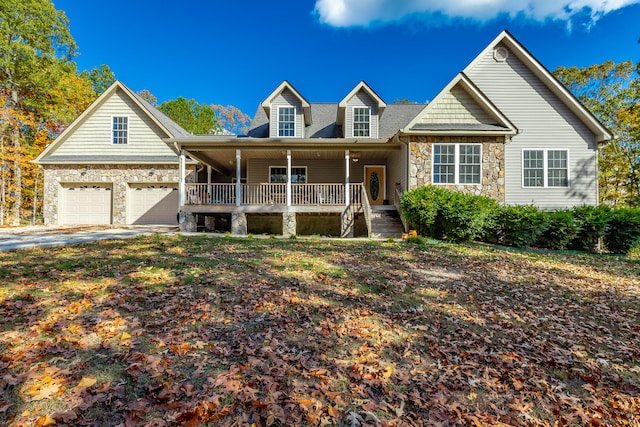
left=409, top=123, right=512, bottom=132
left=247, top=103, right=426, bottom=138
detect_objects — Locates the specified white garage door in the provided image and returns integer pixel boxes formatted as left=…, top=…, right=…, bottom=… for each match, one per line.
left=61, top=185, right=112, bottom=225
left=128, top=184, right=179, bottom=225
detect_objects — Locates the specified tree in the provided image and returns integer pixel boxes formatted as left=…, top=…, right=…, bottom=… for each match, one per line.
left=80, top=64, right=115, bottom=96
left=158, top=97, right=221, bottom=134
left=0, top=0, right=77, bottom=224
left=137, top=89, right=158, bottom=107
left=554, top=61, right=640, bottom=207
left=212, top=104, right=251, bottom=135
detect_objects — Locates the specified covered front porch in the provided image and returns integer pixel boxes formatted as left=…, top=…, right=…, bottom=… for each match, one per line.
left=171, top=137, right=407, bottom=237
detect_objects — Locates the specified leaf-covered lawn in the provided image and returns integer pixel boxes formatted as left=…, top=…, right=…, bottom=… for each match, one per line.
left=0, top=236, right=638, bottom=426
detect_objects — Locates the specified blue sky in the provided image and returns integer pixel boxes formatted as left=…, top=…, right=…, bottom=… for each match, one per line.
left=54, top=0, right=640, bottom=117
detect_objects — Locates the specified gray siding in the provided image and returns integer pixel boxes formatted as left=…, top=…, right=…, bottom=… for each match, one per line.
left=466, top=43, right=598, bottom=209
left=387, top=145, right=407, bottom=200
left=345, top=91, right=379, bottom=138
left=52, top=89, right=177, bottom=158
left=417, top=86, right=495, bottom=125
left=269, top=89, right=304, bottom=138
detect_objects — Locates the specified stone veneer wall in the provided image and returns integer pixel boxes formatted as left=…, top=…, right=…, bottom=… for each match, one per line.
left=409, top=136, right=505, bottom=203
left=42, top=164, right=194, bottom=225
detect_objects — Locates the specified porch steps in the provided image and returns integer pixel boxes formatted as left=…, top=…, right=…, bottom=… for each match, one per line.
left=370, top=207, right=404, bottom=239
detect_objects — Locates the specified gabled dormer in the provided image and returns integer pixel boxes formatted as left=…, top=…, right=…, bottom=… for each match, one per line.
left=261, top=81, right=311, bottom=138
left=337, top=81, right=386, bottom=138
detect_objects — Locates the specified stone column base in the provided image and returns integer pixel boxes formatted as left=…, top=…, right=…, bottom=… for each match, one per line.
left=179, top=211, right=197, bottom=232
left=282, top=212, right=297, bottom=237
left=341, top=208, right=354, bottom=238
left=232, top=212, right=247, bottom=236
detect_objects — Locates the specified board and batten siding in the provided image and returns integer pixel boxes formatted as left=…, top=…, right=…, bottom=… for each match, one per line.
left=269, top=89, right=304, bottom=138
left=247, top=159, right=365, bottom=184
left=52, top=89, right=178, bottom=157
left=345, top=91, right=379, bottom=138
left=418, top=86, right=495, bottom=125
left=466, top=43, right=598, bottom=209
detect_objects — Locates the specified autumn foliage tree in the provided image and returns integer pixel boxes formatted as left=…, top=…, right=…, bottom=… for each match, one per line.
left=0, top=0, right=87, bottom=225
left=555, top=60, right=640, bottom=207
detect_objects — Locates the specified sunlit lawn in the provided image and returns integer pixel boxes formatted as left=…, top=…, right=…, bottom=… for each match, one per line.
left=0, top=235, right=638, bottom=426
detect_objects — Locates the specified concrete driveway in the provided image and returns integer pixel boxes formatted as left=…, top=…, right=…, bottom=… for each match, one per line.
left=0, top=225, right=178, bottom=251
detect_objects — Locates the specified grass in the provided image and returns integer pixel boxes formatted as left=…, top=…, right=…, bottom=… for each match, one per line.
left=0, top=236, right=638, bottom=426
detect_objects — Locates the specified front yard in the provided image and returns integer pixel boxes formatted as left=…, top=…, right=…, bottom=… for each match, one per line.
left=0, top=236, right=638, bottom=426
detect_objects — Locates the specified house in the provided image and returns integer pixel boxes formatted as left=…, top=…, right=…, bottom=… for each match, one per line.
left=35, top=30, right=611, bottom=237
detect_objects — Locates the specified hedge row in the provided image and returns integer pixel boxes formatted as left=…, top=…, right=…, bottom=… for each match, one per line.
left=400, top=186, right=640, bottom=254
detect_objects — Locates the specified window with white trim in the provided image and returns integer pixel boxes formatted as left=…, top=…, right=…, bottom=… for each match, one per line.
left=112, top=116, right=128, bottom=144
left=353, top=107, right=371, bottom=137
left=433, top=144, right=482, bottom=185
left=523, top=149, right=569, bottom=187
left=269, top=166, right=307, bottom=183
left=277, top=107, right=295, bottom=137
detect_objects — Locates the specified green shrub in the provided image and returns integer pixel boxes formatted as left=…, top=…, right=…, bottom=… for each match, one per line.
left=604, top=207, right=640, bottom=254
left=536, top=210, right=581, bottom=250
left=400, top=186, right=439, bottom=237
left=496, top=205, right=549, bottom=248
left=438, top=191, right=500, bottom=242
left=400, top=186, right=499, bottom=242
left=569, top=205, right=612, bottom=252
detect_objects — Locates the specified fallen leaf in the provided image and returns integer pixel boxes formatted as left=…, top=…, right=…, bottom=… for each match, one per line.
left=74, top=377, right=97, bottom=390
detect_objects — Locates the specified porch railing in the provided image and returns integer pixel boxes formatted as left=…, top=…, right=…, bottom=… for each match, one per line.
left=394, top=183, right=408, bottom=233
left=186, top=183, right=236, bottom=205
left=185, top=183, right=364, bottom=207
left=243, top=183, right=287, bottom=205
left=361, top=185, right=372, bottom=237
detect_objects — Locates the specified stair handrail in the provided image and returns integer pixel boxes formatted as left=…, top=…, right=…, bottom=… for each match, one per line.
left=361, top=184, right=372, bottom=237
left=394, top=183, right=409, bottom=233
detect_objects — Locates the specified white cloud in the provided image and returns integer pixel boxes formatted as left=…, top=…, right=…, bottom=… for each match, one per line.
left=313, top=0, right=640, bottom=27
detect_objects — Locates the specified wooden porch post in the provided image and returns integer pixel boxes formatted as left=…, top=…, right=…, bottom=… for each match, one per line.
left=235, top=149, right=241, bottom=206
left=286, top=149, right=292, bottom=207
left=179, top=150, right=186, bottom=207
left=207, top=166, right=212, bottom=204
left=345, top=150, right=350, bottom=206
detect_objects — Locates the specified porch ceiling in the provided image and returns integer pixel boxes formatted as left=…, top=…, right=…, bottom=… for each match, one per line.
left=185, top=148, right=397, bottom=172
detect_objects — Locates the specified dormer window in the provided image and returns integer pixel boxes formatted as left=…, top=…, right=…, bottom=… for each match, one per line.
left=278, top=106, right=296, bottom=137
left=353, top=107, right=370, bottom=137
left=112, top=116, right=128, bottom=144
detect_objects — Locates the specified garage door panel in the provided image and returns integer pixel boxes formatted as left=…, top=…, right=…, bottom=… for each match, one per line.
left=62, top=185, right=112, bottom=225
left=129, top=185, right=178, bottom=225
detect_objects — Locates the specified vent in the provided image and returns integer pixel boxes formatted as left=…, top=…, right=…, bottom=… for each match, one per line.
left=493, top=46, right=509, bottom=62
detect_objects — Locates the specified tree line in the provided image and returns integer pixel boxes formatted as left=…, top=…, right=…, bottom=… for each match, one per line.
left=0, top=0, right=250, bottom=225
left=0, top=0, right=638, bottom=225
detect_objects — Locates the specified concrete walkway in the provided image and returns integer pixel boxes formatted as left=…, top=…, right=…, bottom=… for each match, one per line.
left=0, top=225, right=178, bottom=251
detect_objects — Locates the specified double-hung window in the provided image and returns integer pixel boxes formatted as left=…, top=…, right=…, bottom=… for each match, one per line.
left=112, top=116, right=128, bottom=144
left=278, top=107, right=295, bottom=137
left=353, top=107, right=371, bottom=137
left=433, top=144, right=482, bottom=185
left=269, top=166, right=307, bottom=183
left=523, top=149, right=568, bottom=187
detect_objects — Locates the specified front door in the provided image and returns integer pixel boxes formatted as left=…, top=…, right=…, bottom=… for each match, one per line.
left=364, top=165, right=386, bottom=205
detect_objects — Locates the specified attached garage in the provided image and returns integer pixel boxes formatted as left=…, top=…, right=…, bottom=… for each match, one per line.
left=128, top=184, right=179, bottom=225
left=61, top=184, right=113, bottom=225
